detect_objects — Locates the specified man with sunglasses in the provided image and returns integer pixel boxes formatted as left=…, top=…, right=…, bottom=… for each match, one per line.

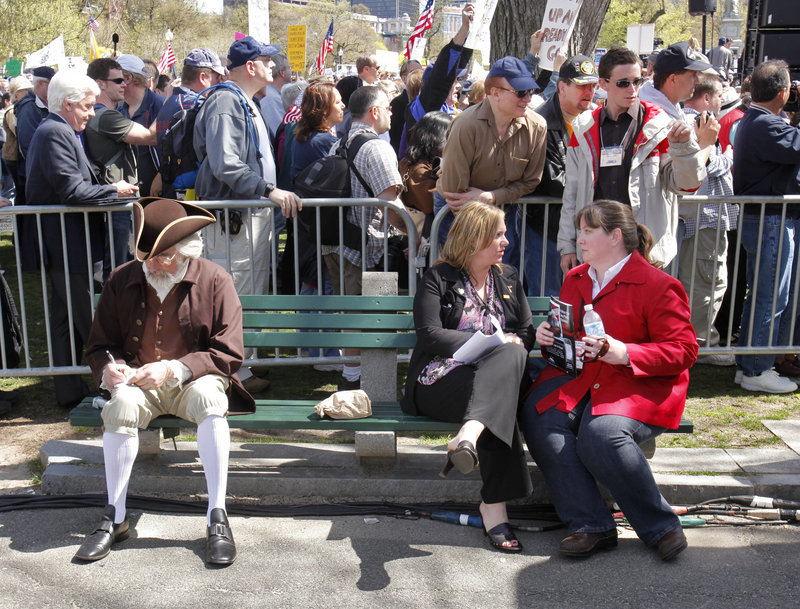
left=437, top=55, right=547, bottom=267
left=558, top=46, right=706, bottom=273
left=85, top=58, right=156, bottom=274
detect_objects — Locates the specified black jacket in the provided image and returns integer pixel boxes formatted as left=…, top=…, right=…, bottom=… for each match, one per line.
left=401, top=262, right=534, bottom=414
left=528, top=92, right=569, bottom=237
left=26, top=114, right=116, bottom=272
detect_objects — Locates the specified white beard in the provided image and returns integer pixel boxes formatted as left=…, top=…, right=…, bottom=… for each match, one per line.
left=143, top=258, right=190, bottom=302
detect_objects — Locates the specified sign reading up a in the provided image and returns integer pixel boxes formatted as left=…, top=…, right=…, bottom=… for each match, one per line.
left=539, top=0, right=583, bottom=71
left=287, top=25, right=307, bottom=72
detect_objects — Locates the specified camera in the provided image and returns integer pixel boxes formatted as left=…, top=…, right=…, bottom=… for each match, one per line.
left=786, top=81, right=800, bottom=113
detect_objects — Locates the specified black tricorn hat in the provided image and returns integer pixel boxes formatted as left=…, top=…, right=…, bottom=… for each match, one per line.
left=132, top=197, right=215, bottom=262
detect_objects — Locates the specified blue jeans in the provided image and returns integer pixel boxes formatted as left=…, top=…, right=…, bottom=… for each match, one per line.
left=519, top=379, right=679, bottom=545
left=433, top=192, right=520, bottom=268
left=736, top=214, right=800, bottom=376
left=104, top=210, right=133, bottom=280
left=520, top=221, right=562, bottom=297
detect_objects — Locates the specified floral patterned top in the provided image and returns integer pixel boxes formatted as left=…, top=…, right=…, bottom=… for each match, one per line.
left=417, top=270, right=506, bottom=385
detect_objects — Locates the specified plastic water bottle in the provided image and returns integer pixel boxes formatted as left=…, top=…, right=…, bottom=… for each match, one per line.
left=583, top=304, right=605, bottom=337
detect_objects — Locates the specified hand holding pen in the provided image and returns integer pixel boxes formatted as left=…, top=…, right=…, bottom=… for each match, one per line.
left=103, top=350, right=131, bottom=388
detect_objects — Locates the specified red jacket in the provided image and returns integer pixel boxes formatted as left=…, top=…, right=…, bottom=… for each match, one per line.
left=530, top=251, right=698, bottom=429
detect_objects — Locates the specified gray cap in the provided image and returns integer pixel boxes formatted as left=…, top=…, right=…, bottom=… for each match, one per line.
left=116, top=54, right=148, bottom=77
left=184, top=48, right=225, bottom=76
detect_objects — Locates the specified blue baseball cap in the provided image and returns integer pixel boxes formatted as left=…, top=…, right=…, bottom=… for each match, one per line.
left=185, top=48, right=225, bottom=75
left=227, top=36, right=281, bottom=69
left=487, top=56, right=537, bottom=91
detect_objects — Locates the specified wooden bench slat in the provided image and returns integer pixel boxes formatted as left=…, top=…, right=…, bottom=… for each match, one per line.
left=243, top=312, right=414, bottom=330
left=243, top=332, right=416, bottom=349
left=240, top=295, right=415, bottom=311
left=70, top=400, right=693, bottom=434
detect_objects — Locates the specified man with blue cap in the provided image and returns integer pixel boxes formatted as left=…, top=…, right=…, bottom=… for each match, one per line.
left=194, top=36, right=301, bottom=393
left=436, top=55, right=547, bottom=268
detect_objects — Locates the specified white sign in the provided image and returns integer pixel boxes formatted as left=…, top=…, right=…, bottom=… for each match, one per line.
left=626, top=24, right=655, bottom=55
left=248, top=0, right=270, bottom=43
left=59, top=56, right=88, bottom=73
left=539, top=0, right=583, bottom=71
left=375, top=49, right=400, bottom=74
left=25, top=35, right=65, bottom=69
left=410, top=37, right=427, bottom=63
left=465, top=0, right=498, bottom=65
left=469, top=59, right=487, bottom=81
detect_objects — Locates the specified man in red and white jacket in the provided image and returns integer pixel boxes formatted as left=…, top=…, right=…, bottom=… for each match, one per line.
left=558, top=46, right=706, bottom=272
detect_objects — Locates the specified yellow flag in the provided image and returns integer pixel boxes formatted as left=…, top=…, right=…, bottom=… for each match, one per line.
left=89, top=29, right=99, bottom=61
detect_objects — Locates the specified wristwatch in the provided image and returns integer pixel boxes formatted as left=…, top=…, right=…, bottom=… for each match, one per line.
left=263, top=183, right=275, bottom=197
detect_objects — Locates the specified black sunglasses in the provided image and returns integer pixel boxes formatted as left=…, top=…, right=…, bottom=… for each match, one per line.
left=100, top=78, right=125, bottom=84
left=605, top=77, right=646, bottom=89
left=497, top=86, right=535, bottom=99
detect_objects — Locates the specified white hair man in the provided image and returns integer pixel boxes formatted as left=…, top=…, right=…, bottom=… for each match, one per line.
left=25, top=70, right=138, bottom=409
left=76, top=197, right=253, bottom=566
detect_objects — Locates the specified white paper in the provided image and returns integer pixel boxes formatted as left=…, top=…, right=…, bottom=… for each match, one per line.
left=464, top=0, right=498, bottom=54
left=626, top=23, right=655, bottom=55
left=452, top=315, right=505, bottom=363
left=538, top=0, right=583, bottom=71
left=410, top=37, right=427, bottom=63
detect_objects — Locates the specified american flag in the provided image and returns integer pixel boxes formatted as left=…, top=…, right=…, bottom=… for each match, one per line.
left=282, top=105, right=302, bottom=124
left=88, top=16, right=100, bottom=31
left=313, top=21, right=334, bottom=75
left=403, top=0, right=435, bottom=59
left=156, top=42, right=177, bottom=74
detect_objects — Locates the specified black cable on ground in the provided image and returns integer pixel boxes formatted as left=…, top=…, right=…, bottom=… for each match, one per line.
left=0, top=493, right=562, bottom=523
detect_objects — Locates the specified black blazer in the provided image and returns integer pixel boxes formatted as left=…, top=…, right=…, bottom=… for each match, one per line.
left=401, top=262, right=534, bottom=414
left=26, top=114, right=117, bottom=272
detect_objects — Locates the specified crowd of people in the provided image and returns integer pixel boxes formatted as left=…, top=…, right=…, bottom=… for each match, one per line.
left=3, top=6, right=800, bottom=566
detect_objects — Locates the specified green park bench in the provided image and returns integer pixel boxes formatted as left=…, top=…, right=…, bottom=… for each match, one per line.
left=70, top=284, right=691, bottom=459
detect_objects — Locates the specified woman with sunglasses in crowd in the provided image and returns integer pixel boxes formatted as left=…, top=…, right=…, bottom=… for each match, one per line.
left=521, top=200, right=698, bottom=562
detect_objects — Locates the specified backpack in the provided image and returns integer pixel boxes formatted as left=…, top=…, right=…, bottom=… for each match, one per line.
left=158, top=84, right=262, bottom=198
left=293, top=133, right=376, bottom=251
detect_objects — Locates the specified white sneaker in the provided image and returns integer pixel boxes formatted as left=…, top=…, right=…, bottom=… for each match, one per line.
left=740, top=369, right=798, bottom=394
left=734, top=370, right=743, bottom=385
left=697, top=353, right=736, bottom=366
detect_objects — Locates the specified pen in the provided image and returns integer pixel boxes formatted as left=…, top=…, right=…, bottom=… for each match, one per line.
left=106, top=350, right=116, bottom=367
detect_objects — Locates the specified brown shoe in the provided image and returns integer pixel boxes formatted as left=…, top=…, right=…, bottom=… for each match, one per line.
left=559, top=529, right=618, bottom=558
left=656, top=527, right=687, bottom=561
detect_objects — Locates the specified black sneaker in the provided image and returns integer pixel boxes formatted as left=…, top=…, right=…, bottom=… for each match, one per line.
left=337, top=377, right=361, bottom=391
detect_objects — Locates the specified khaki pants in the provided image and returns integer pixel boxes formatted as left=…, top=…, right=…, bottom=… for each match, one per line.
left=678, top=228, right=728, bottom=347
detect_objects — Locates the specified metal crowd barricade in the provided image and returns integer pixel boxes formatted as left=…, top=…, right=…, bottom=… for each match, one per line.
left=0, top=197, right=418, bottom=376
left=429, top=194, right=800, bottom=360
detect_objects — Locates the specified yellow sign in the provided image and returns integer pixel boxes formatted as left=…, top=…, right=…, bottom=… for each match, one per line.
left=287, top=25, right=306, bottom=72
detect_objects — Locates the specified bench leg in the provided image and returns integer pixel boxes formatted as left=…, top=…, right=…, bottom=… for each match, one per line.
left=355, top=431, right=397, bottom=461
left=138, top=429, right=161, bottom=456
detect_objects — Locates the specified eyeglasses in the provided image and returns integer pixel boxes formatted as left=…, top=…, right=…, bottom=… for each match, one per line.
left=152, top=251, right=179, bottom=264
left=497, top=86, right=535, bottom=99
left=100, top=78, right=125, bottom=85
left=373, top=105, right=392, bottom=113
left=605, top=77, right=646, bottom=89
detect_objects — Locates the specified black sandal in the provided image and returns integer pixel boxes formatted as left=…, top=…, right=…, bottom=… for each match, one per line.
left=484, top=522, right=523, bottom=553
left=439, top=440, right=479, bottom=478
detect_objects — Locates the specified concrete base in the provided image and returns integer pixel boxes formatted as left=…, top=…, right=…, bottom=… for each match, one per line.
left=38, top=440, right=800, bottom=505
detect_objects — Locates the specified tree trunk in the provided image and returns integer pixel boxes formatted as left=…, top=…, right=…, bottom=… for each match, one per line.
left=489, top=0, right=611, bottom=63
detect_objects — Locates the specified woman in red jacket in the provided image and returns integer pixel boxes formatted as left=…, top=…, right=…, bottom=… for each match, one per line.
left=521, top=200, right=698, bottom=561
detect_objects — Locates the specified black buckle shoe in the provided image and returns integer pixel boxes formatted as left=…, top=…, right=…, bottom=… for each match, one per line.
left=74, top=504, right=130, bottom=562
left=206, top=508, right=236, bottom=566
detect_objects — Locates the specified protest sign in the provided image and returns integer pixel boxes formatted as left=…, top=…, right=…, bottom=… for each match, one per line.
left=465, top=0, right=498, bottom=65
left=287, top=25, right=307, bottom=72
left=25, top=35, right=65, bottom=69
left=627, top=24, right=655, bottom=55
left=539, top=0, right=583, bottom=71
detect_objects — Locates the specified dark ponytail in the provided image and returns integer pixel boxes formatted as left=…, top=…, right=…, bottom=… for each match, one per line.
left=576, top=199, right=660, bottom=267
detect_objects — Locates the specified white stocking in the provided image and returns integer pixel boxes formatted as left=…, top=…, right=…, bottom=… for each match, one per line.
left=197, top=415, right=230, bottom=524
left=103, top=432, right=139, bottom=524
